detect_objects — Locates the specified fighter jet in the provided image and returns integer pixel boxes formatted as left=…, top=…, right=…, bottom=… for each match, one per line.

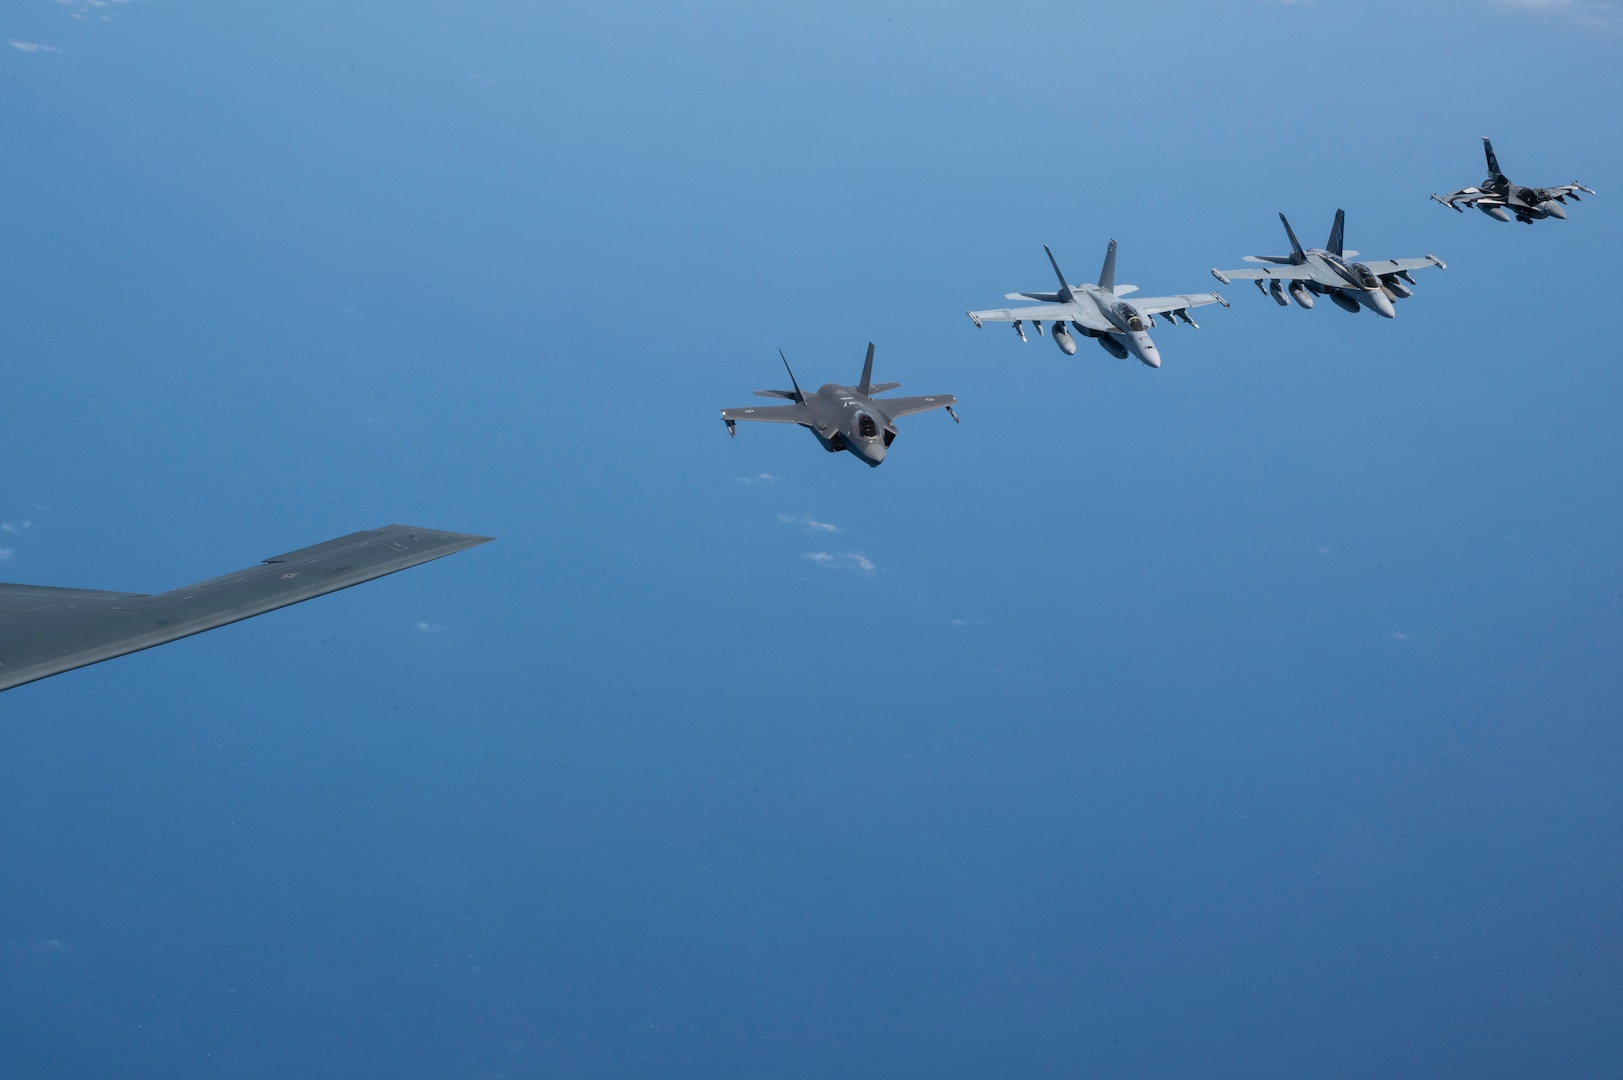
left=1211, top=210, right=1446, bottom=318
left=721, top=343, right=957, bottom=468
left=1432, top=138, right=1595, bottom=223
left=965, top=240, right=1227, bottom=367
left=0, top=524, right=490, bottom=693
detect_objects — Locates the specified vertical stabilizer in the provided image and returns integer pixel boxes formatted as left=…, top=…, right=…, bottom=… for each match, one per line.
left=778, top=349, right=805, bottom=403
left=1482, top=137, right=1505, bottom=182
left=858, top=342, right=875, bottom=396
left=1326, top=209, right=1346, bottom=257
left=1278, top=213, right=1307, bottom=263
left=1042, top=245, right=1075, bottom=300
left=1097, top=239, right=1118, bottom=291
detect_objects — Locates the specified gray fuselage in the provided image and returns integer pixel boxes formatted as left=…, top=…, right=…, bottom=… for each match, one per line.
left=803, top=383, right=895, bottom=467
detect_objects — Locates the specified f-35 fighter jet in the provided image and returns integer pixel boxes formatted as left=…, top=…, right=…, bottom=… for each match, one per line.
left=0, top=524, right=491, bottom=693
left=966, top=241, right=1227, bottom=367
left=1432, top=138, right=1595, bottom=223
left=721, top=344, right=957, bottom=468
left=1211, top=210, right=1445, bottom=318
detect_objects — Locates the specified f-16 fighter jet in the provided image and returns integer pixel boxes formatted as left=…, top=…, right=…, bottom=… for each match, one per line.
left=1432, top=138, right=1595, bottom=223
left=0, top=524, right=491, bottom=693
left=1211, top=210, right=1445, bottom=318
left=965, top=241, right=1227, bottom=367
left=721, top=343, right=957, bottom=468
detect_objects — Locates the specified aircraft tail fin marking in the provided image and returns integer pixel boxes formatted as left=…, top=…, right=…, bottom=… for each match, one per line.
left=1327, top=209, right=1346, bottom=257
left=1097, top=239, right=1118, bottom=291
left=1483, top=137, right=1505, bottom=182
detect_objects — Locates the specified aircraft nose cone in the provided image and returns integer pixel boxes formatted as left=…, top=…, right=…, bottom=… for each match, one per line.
left=857, top=441, right=886, bottom=467
left=1542, top=200, right=1567, bottom=219
left=1143, top=346, right=1161, bottom=369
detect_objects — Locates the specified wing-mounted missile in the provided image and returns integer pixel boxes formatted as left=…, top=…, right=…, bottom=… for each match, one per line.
left=966, top=311, right=983, bottom=328
left=724, top=418, right=737, bottom=437
left=1032, top=320, right=1044, bottom=336
left=1381, top=275, right=1414, bottom=300
left=1268, top=279, right=1289, bottom=306
left=1012, top=320, right=1027, bottom=342
left=1051, top=322, right=1077, bottom=355
left=1253, top=279, right=1269, bottom=297
left=1211, top=269, right=1232, bottom=284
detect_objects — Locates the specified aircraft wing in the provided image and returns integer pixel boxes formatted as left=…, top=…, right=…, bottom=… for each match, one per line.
left=721, top=403, right=811, bottom=425
left=1133, top=292, right=1228, bottom=317
left=966, top=302, right=1111, bottom=333
left=1359, top=255, right=1447, bottom=274
left=0, top=524, right=493, bottom=693
left=1431, top=186, right=1501, bottom=211
left=874, top=393, right=957, bottom=419
left=1210, top=264, right=1317, bottom=284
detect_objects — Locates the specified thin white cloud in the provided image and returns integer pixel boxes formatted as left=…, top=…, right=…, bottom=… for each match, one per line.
left=736, top=473, right=776, bottom=486
left=1389, top=631, right=1410, bottom=642
left=9, top=41, right=62, bottom=53
left=779, top=514, right=839, bottom=533
left=804, top=551, right=878, bottom=573
left=415, top=621, right=449, bottom=634
left=0, top=547, right=13, bottom=564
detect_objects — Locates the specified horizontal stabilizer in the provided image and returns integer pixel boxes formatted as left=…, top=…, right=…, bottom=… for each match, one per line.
left=1112, top=284, right=1138, bottom=296
left=867, top=381, right=900, bottom=394
left=753, top=389, right=800, bottom=400
left=1007, top=292, right=1064, bottom=302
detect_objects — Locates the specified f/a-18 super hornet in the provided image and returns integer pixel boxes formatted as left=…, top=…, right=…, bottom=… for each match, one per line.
left=721, top=343, right=957, bottom=468
left=1432, top=138, right=1595, bottom=223
left=0, top=524, right=491, bottom=693
left=1211, top=210, right=1445, bottom=318
left=965, top=240, right=1227, bottom=367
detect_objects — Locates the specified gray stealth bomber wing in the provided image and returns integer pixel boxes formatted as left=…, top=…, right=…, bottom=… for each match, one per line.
left=0, top=524, right=491, bottom=693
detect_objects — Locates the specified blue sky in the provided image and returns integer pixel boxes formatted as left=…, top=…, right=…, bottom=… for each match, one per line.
left=3, top=2, right=1621, bottom=1077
